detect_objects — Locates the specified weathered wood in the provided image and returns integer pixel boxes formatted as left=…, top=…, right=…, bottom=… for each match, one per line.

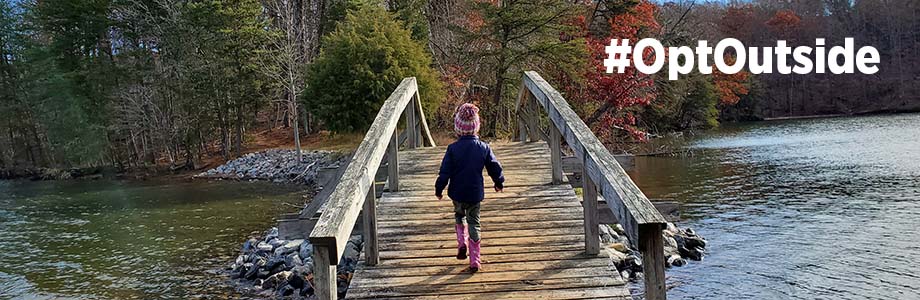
left=521, top=71, right=666, bottom=241
left=355, top=257, right=610, bottom=278
left=640, top=223, right=667, bottom=300
left=377, top=207, right=585, bottom=222
left=378, top=223, right=584, bottom=240
left=345, top=143, right=630, bottom=300
left=314, top=245, right=337, bottom=300
left=379, top=243, right=585, bottom=260
left=349, top=276, right=624, bottom=298
left=309, top=77, right=418, bottom=264
left=522, top=71, right=666, bottom=299
left=379, top=234, right=586, bottom=251
left=582, top=160, right=600, bottom=255
left=368, top=249, right=596, bottom=268
left=351, top=266, right=616, bottom=288
left=378, top=195, right=582, bottom=211
left=348, top=276, right=624, bottom=298
left=562, top=155, right=634, bottom=177
left=550, top=124, right=563, bottom=184
left=515, top=86, right=529, bottom=141
left=406, top=91, right=419, bottom=149
left=413, top=90, right=436, bottom=147
left=362, top=184, right=379, bottom=265
left=524, top=95, right=544, bottom=142
left=387, top=131, right=399, bottom=192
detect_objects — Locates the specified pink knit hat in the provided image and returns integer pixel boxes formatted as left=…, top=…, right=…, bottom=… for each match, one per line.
left=454, top=103, right=480, bottom=136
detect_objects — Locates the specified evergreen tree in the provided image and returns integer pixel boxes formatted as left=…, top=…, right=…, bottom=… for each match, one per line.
left=304, top=5, right=444, bottom=133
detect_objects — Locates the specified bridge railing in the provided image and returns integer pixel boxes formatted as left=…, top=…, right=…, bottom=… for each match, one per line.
left=309, top=77, right=435, bottom=300
left=516, top=71, right=669, bottom=300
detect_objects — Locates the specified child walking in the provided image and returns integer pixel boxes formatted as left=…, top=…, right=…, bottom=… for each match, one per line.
left=435, top=103, right=504, bottom=273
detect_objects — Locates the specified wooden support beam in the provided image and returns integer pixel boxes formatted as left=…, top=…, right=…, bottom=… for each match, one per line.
left=640, top=223, right=667, bottom=300
left=413, top=91, right=436, bottom=147
left=363, top=184, right=379, bottom=265
left=406, top=94, right=418, bottom=149
left=313, top=245, right=338, bottom=300
left=525, top=95, right=542, bottom=142
left=582, top=161, right=600, bottom=255
left=550, top=125, right=563, bottom=184
left=515, top=86, right=529, bottom=142
left=413, top=98, right=422, bottom=148
left=387, top=131, right=399, bottom=192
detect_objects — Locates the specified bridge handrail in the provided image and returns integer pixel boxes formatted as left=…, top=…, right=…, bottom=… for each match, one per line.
left=518, top=71, right=668, bottom=300
left=309, top=77, right=434, bottom=300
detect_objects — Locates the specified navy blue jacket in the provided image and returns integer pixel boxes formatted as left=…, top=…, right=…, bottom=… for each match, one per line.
left=435, top=136, right=504, bottom=203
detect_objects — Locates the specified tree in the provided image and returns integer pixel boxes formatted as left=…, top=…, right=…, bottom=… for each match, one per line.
left=459, top=0, right=585, bottom=137
left=303, top=5, right=444, bottom=133
left=556, top=0, right=657, bottom=142
left=261, top=0, right=311, bottom=161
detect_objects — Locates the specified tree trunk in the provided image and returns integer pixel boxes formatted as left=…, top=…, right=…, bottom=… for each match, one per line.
left=234, top=106, right=244, bottom=158
left=291, top=95, right=303, bottom=161
left=491, top=65, right=506, bottom=137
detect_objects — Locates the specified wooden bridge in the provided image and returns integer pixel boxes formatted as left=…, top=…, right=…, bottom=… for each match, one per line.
left=307, top=72, right=668, bottom=299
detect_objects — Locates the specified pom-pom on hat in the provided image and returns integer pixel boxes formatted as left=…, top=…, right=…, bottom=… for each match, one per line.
left=454, top=103, right=481, bottom=136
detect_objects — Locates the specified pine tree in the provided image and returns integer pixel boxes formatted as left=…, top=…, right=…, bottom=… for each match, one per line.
left=303, top=5, right=444, bottom=133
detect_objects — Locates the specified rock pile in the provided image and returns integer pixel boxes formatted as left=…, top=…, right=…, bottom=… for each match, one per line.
left=598, top=222, right=707, bottom=280
left=230, top=227, right=364, bottom=299
left=662, top=223, right=707, bottom=266
left=197, top=150, right=332, bottom=184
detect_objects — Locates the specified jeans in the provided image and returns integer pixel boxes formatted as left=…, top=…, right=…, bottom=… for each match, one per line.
left=453, top=200, right=481, bottom=242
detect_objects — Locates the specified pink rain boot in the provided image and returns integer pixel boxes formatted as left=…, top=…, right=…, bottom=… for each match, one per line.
left=469, top=239, right=482, bottom=272
left=455, top=224, right=467, bottom=260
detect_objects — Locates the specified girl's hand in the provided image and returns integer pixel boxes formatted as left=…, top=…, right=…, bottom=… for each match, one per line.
left=494, top=186, right=503, bottom=193
left=436, top=194, right=443, bottom=200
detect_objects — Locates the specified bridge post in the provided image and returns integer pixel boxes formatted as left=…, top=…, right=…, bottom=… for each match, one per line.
left=640, top=224, right=667, bottom=300
left=515, top=86, right=529, bottom=142
left=406, top=95, right=418, bottom=149
left=363, top=183, right=379, bottom=265
left=550, top=125, right=563, bottom=184
left=582, top=163, right=600, bottom=255
left=387, top=131, right=399, bottom=192
left=517, top=114, right=528, bottom=142
left=313, top=245, right=337, bottom=300
left=524, top=94, right=542, bottom=142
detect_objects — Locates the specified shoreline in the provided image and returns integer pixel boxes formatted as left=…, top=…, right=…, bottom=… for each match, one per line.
left=758, top=108, right=920, bottom=122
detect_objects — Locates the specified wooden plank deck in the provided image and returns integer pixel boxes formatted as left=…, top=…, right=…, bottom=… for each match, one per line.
left=345, top=142, right=630, bottom=300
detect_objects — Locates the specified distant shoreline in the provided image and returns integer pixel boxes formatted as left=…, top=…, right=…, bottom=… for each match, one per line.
left=761, top=114, right=848, bottom=121
left=760, top=108, right=920, bottom=122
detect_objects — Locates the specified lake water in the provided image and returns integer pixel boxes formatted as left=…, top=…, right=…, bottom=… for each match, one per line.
left=0, top=180, right=304, bottom=299
left=2, top=114, right=918, bottom=300
left=628, top=113, right=920, bottom=299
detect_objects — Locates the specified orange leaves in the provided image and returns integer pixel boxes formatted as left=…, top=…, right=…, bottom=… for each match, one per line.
left=766, top=9, right=801, bottom=38
left=608, top=0, right=661, bottom=40
left=712, top=56, right=749, bottom=105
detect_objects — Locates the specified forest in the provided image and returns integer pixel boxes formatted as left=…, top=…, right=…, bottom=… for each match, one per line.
left=0, top=0, right=917, bottom=171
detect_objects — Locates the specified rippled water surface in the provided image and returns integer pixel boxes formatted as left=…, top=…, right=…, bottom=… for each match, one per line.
left=0, top=180, right=303, bottom=299
left=628, top=113, right=920, bottom=299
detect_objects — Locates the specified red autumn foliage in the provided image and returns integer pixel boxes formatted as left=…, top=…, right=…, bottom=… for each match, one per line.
left=558, top=0, right=659, bottom=142
left=766, top=9, right=801, bottom=39
left=712, top=56, right=750, bottom=105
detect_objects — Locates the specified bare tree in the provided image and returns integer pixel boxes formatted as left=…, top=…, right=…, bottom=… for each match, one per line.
left=261, top=0, right=310, bottom=161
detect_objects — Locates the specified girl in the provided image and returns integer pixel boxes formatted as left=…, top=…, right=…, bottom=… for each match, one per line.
left=434, top=103, right=504, bottom=273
